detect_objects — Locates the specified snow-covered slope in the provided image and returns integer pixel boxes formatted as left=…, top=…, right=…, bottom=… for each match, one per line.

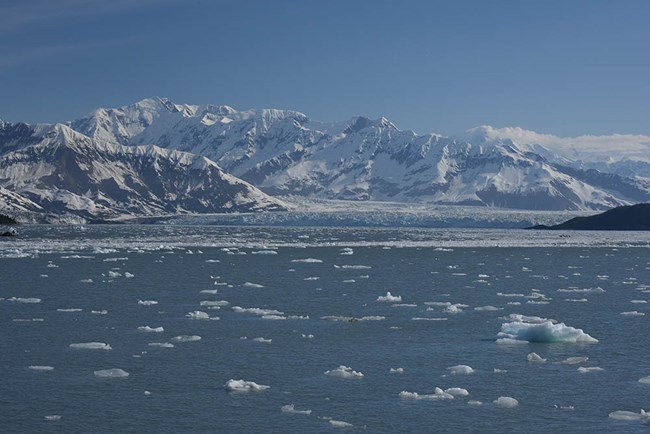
left=68, top=98, right=650, bottom=210
left=0, top=122, right=286, bottom=221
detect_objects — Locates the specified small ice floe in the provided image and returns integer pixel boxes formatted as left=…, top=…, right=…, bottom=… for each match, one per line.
left=329, top=420, right=353, bottom=428
left=91, top=310, right=108, bottom=315
left=493, top=396, right=518, bottom=408
left=281, top=404, right=312, bottom=415
left=262, top=314, right=286, bottom=320
left=232, top=306, right=283, bottom=316
left=148, top=342, right=174, bottom=348
left=445, top=388, right=469, bottom=397
left=474, top=306, right=501, bottom=312
left=46, top=263, right=58, bottom=268
left=339, top=248, right=354, bottom=256
left=80, top=278, right=93, bottom=283
left=251, top=250, right=277, bottom=255
left=325, top=365, right=364, bottom=379
left=390, top=367, right=404, bottom=374
left=225, top=379, right=270, bottom=392
left=200, top=289, right=219, bottom=295
left=107, top=271, right=122, bottom=278
left=172, top=335, right=201, bottom=343
left=7, top=297, right=41, bottom=304
left=144, top=390, right=152, bottom=396
left=186, top=310, right=218, bottom=320
left=103, top=257, right=128, bottom=262
left=69, top=342, right=112, bottom=350
left=638, top=376, right=650, bottom=384
left=447, top=365, right=475, bottom=375
left=558, top=286, right=605, bottom=293
left=200, top=300, right=229, bottom=307
left=321, top=315, right=385, bottom=322
left=291, top=258, right=322, bottom=263
left=252, top=337, right=272, bottom=344
left=561, top=356, right=588, bottom=365
left=399, top=388, right=454, bottom=400
left=124, top=272, right=134, bottom=278
left=242, top=282, right=264, bottom=288
left=554, top=405, right=575, bottom=411
left=57, top=308, right=82, bottom=312
left=342, top=279, right=356, bottom=283
left=340, top=265, right=371, bottom=269
left=205, top=259, right=220, bottom=263
left=608, top=409, right=650, bottom=423
left=443, top=303, right=466, bottom=314
left=304, top=277, right=319, bottom=281
left=377, top=291, right=401, bottom=302
left=94, top=368, right=129, bottom=378
left=138, top=300, right=158, bottom=306
left=468, top=400, right=483, bottom=406
left=565, top=298, right=588, bottom=303
left=493, top=369, right=507, bottom=373
left=497, top=316, right=597, bottom=344
left=577, top=366, right=604, bottom=373
left=527, top=352, right=547, bottom=363
left=29, top=365, right=54, bottom=371
left=412, top=317, right=448, bottom=321
left=137, top=326, right=164, bottom=333
left=620, top=311, right=645, bottom=316
left=44, top=415, right=62, bottom=421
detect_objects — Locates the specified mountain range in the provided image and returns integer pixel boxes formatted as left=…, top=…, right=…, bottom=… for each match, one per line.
left=1, top=97, right=649, bottom=221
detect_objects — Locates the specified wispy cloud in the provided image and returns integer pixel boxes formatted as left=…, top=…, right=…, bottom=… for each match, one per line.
left=0, top=0, right=174, bottom=33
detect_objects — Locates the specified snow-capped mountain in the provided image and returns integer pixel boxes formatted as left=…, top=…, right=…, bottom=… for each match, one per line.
left=0, top=122, right=285, bottom=221
left=67, top=98, right=650, bottom=210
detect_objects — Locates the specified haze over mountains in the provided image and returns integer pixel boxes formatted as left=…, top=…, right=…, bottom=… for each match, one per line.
left=1, top=97, right=649, bottom=222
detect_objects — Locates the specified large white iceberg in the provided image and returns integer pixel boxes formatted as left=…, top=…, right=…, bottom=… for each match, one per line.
left=497, top=320, right=597, bottom=344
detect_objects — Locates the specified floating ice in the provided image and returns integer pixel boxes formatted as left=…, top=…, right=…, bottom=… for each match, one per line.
left=329, top=420, right=353, bottom=428
left=262, top=314, right=286, bottom=320
left=558, top=287, right=605, bottom=293
left=325, top=365, right=364, bottom=379
left=561, top=356, right=588, bottom=365
left=225, top=379, right=270, bottom=392
left=144, top=390, right=152, bottom=396
left=252, top=337, right=272, bottom=344
left=390, top=367, right=404, bottom=374
left=242, top=282, right=264, bottom=288
left=205, top=259, right=220, bottom=263
left=474, top=306, right=501, bottom=311
left=7, top=297, right=41, bottom=304
left=148, top=342, right=174, bottom=348
left=137, top=326, right=164, bottom=333
left=321, top=315, right=385, bottom=322
left=400, top=388, right=454, bottom=400
left=497, top=320, right=597, bottom=344
left=621, top=311, right=645, bottom=316
left=107, top=271, right=122, bottom=278
left=233, top=306, right=283, bottom=316
left=91, top=310, right=108, bottom=315
left=493, top=396, right=518, bottom=408
left=44, top=415, right=62, bottom=421
left=412, top=317, right=448, bottom=321
left=29, top=365, right=54, bottom=371
left=377, top=291, right=402, bottom=302
left=291, top=258, right=322, bottom=263
left=339, top=248, right=354, bottom=256
left=80, top=278, right=93, bottom=283
left=281, top=404, right=312, bottom=415
left=200, top=289, right=219, bottom=294
left=94, top=368, right=129, bottom=378
left=577, top=366, right=604, bottom=373
left=443, top=304, right=466, bottom=314
left=200, top=300, right=229, bottom=307
left=69, top=342, right=112, bottom=350
left=172, top=335, right=201, bottom=342
left=186, top=310, right=213, bottom=320
left=527, top=352, right=547, bottom=363
left=468, top=400, right=483, bottom=406
left=103, top=257, right=128, bottom=262
left=57, top=308, right=82, bottom=312
left=447, top=365, right=475, bottom=375
left=609, top=409, right=650, bottom=422
left=124, top=272, right=134, bottom=278
left=252, top=250, right=277, bottom=255
left=138, top=300, right=158, bottom=306
left=445, top=387, right=469, bottom=397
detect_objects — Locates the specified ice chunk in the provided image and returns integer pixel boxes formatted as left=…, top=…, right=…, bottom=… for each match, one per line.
left=445, top=387, right=469, bottom=397
left=29, top=365, right=54, bottom=371
left=474, top=306, right=501, bottom=311
left=138, top=300, right=158, bottom=306
left=232, top=306, right=283, bottom=316
left=57, top=308, right=82, bottom=312
left=7, top=297, right=41, bottom=303
left=200, top=300, right=229, bottom=307
left=91, top=310, right=108, bottom=315
left=225, top=379, right=270, bottom=392
left=262, top=314, right=287, bottom=320
left=399, top=387, right=454, bottom=400
left=527, top=352, right=547, bottom=363
left=390, top=367, right=404, bottom=374
left=497, top=321, right=598, bottom=344
left=339, top=248, right=354, bottom=256
left=172, top=335, right=201, bottom=342
left=200, top=289, right=219, bottom=295
left=69, top=342, right=112, bottom=350
left=94, top=368, right=129, bottom=378
left=137, top=326, right=164, bottom=333
left=291, top=258, right=322, bottom=263
left=44, top=415, right=62, bottom=421
left=468, top=400, right=483, bottom=406
left=124, top=272, right=134, bottom=278
left=242, top=282, right=264, bottom=288
left=377, top=291, right=402, bottom=302
left=252, top=250, right=277, bottom=255
left=281, top=404, right=312, bottom=415
left=329, top=420, right=353, bottom=428
left=186, top=311, right=211, bottom=320
left=620, top=311, right=645, bottom=316
left=561, top=356, right=588, bottom=365
left=577, top=366, right=604, bottom=373
left=325, top=365, right=364, bottom=379
left=321, top=315, right=385, bottom=322
left=609, top=409, right=650, bottom=422
left=252, top=337, right=272, bottom=344
left=447, top=365, right=475, bottom=375
left=493, top=396, right=518, bottom=408
left=148, top=342, right=174, bottom=348
left=638, top=376, right=650, bottom=384
left=108, top=271, right=122, bottom=278
left=80, top=278, right=93, bottom=283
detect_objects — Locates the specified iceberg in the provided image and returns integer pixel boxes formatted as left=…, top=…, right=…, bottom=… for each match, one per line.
left=497, top=320, right=597, bottom=344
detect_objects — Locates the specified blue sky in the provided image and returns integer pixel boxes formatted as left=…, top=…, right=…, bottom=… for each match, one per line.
left=0, top=0, right=648, bottom=136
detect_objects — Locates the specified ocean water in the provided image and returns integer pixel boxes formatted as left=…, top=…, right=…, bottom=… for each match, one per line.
left=1, top=225, right=649, bottom=433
